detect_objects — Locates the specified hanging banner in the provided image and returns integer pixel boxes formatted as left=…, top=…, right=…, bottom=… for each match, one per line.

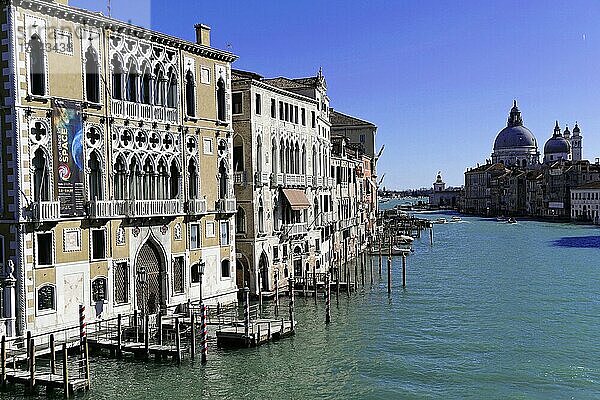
left=53, top=99, right=85, bottom=216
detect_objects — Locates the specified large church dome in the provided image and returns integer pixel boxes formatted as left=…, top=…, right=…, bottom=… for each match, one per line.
left=493, top=101, right=537, bottom=150
left=490, top=101, right=540, bottom=167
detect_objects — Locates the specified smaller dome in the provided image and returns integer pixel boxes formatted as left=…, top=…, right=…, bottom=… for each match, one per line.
left=544, top=136, right=570, bottom=155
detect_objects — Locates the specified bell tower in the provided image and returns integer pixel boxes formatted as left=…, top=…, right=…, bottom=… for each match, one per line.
left=572, top=122, right=583, bottom=161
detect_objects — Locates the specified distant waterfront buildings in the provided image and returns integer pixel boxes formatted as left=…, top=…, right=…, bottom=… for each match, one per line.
left=428, top=172, right=462, bottom=208
left=463, top=102, right=600, bottom=221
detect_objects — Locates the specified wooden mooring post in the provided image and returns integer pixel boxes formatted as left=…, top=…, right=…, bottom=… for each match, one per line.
left=274, top=271, right=280, bottom=316
left=201, top=304, right=208, bottom=364
left=313, top=265, right=317, bottom=303
left=50, top=333, right=56, bottom=375
left=1, top=335, right=6, bottom=389
left=117, top=314, right=123, bottom=358
left=387, top=255, right=392, bottom=294
left=402, top=253, right=407, bottom=288
left=360, top=249, right=365, bottom=287
left=144, top=314, right=150, bottom=359
left=325, top=273, right=331, bottom=325
left=175, top=317, right=182, bottom=364
left=28, top=337, right=35, bottom=391
left=378, top=238, right=382, bottom=276
left=430, top=226, right=434, bottom=246
left=62, top=343, right=69, bottom=399
left=243, top=286, right=250, bottom=346
left=190, top=312, right=196, bottom=360
left=289, top=277, right=295, bottom=333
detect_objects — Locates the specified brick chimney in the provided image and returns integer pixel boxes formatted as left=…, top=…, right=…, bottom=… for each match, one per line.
left=194, top=24, right=211, bottom=46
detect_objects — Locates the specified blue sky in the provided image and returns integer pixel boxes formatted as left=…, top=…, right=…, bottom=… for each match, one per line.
left=72, top=0, right=600, bottom=189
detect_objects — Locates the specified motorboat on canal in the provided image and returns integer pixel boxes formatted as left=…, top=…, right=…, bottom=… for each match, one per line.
left=507, top=217, right=517, bottom=224
left=450, top=216, right=462, bottom=222
left=434, top=217, right=447, bottom=224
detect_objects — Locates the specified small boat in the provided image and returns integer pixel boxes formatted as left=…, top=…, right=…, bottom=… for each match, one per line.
left=496, top=216, right=506, bottom=222
left=391, top=245, right=411, bottom=255
left=434, top=218, right=447, bottom=224
left=396, top=235, right=415, bottom=244
left=450, top=216, right=462, bottom=222
left=507, top=217, right=517, bottom=224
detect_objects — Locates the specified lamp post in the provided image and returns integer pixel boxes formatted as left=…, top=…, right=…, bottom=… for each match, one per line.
left=137, top=266, right=147, bottom=314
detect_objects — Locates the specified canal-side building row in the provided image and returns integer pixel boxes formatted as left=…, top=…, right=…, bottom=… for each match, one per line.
left=0, top=0, right=239, bottom=337
left=463, top=101, right=600, bottom=221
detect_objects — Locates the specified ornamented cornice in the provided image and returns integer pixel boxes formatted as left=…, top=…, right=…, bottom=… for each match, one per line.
left=14, top=0, right=238, bottom=63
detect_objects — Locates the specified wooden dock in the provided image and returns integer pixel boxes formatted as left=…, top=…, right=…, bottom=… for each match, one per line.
left=216, top=318, right=296, bottom=348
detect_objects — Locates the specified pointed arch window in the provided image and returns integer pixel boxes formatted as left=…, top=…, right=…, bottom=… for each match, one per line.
left=141, top=64, right=151, bottom=105
left=154, top=65, right=165, bottom=106
left=114, top=156, right=126, bottom=200
left=144, top=159, right=156, bottom=200
left=89, top=151, right=103, bottom=201
left=256, top=136, right=263, bottom=173
left=85, top=46, right=100, bottom=103
left=301, top=145, right=306, bottom=175
left=236, top=206, right=246, bottom=234
left=271, top=139, right=277, bottom=174
left=29, top=34, right=46, bottom=96
left=258, top=198, right=265, bottom=234
left=218, top=160, right=228, bottom=200
left=233, top=136, right=244, bottom=172
left=126, top=60, right=138, bottom=102
left=185, top=69, right=195, bottom=116
left=170, top=160, right=180, bottom=199
left=111, top=55, right=123, bottom=100
left=217, top=77, right=226, bottom=122
left=188, top=159, right=198, bottom=199
left=32, top=148, right=50, bottom=202
left=157, top=159, right=168, bottom=200
left=167, top=68, right=178, bottom=108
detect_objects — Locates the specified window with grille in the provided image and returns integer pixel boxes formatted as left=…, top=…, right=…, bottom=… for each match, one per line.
left=173, top=256, right=185, bottom=294
left=92, top=277, right=107, bottom=302
left=37, top=285, right=55, bottom=311
left=114, top=262, right=129, bottom=304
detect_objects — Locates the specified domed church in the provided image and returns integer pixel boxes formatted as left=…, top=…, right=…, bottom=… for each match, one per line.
left=543, top=121, right=583, bottom=163
left=491, top=101, right=540, bottom=167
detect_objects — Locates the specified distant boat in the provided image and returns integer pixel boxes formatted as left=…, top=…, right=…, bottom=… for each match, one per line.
left=450, top=216, right=462, bottom=222
left=396, top=235, right=415, bottom=244
left=507, top=217, right=517, bottom=224
left=391, top=245, right=411, bottom=255
left=434, top=218, right=447, bottom=224
left=496, top=216, right=506, bottom=222
left=380, top=198, right=390, bottom=203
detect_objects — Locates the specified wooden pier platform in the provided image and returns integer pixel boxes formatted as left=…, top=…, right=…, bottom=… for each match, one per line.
left=216, top=318, right=296, bottom=348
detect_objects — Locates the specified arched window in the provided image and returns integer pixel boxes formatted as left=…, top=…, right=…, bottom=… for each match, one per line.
left=89, top=151, right=102, bottom=201
left=141, top=64, right=151, bottom=105
left=170, top=160, right=180, bottom=199
left=37, top=285, right=55, bottom=311
left=271, top=139, right=277, bottom=174
left=111, top=55, right=123, bottom=100
left=32, top=148, right=50, bottom=202
left=167, top=68, right=178, bottom=108
left=92, top=277, right=107, bottom=302
left=185, top=69, right=195, bottom=116
left=312, top=146, right=318, bottom=177
left=191, top=264, right=201, bottom=283
left=279, top=139, right=285, bottom=175
left=188, top=159, right=198, bottom=199
left=154, top=65, right=165, bottom=106
left=218, top=160, right=228, bottom=200
left=256, top=136, right=262, bottom=173
left=29, top=34, right=46, bottom=96
left=258, top=198, right=265, bottom=233
left=114, top=156, right=126, bottom=200
left=142, top=159, right=154, bottom=200
left=157, top=159, right=168, bottom=200
left=236, top=207, right=246, bottom=234
left=85, top=47, right=100, bottom=103
left=217, top=77, right=226, bottom=121
left=126, top=60, right=138, bottom=102
left=221, top=259, right=231, bottom=278
left=233, top=135, right=244, bottom=172
left=294, top=143, right=300, bottom=174
left=130, top=159, right=142, bottom=200
left=301, top=145, right=306, bottom=175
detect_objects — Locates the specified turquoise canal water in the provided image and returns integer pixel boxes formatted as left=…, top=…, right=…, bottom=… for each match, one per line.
left=6, top=210, right=600, bottom=399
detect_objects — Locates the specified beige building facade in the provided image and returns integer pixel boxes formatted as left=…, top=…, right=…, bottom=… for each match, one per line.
left=0, top=0, right=238, bottom=337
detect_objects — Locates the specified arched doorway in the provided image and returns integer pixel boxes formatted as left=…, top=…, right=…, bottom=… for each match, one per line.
left=259, top=252, right=269, bottom=292
left=135, top=240, right=165, bottom=315
left=236, top=255, right=251, bottom=288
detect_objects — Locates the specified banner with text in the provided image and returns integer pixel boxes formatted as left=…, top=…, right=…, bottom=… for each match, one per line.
left=53, top=99, right=85, bottom=216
